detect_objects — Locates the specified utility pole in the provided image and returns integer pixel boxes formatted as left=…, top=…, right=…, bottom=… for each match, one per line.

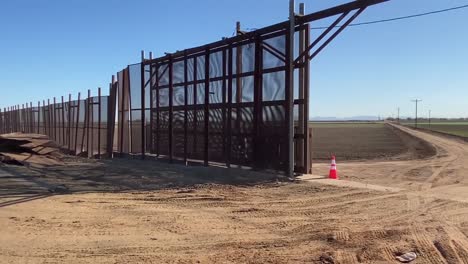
left=429, top=110, right=431, bottom=127
left=397, top=107, right=400, bottom=124
left=411, top=99, right=422, bottom=128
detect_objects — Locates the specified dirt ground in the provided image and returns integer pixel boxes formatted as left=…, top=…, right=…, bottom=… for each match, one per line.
left=1, top=124, right=468, bottom=263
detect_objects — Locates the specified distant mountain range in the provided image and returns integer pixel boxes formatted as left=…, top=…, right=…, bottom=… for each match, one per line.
left=310, top=116, right=467, bottom=121
left=311, top=116, right=381, bottom=121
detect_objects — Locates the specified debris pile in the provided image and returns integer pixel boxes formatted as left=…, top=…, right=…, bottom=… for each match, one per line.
left=0, top=133, right=64, bottom=167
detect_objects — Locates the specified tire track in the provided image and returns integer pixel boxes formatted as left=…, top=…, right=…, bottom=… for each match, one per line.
left=335, top=250, right=359, bottom=264
left=411, top=223, right=447, bottom=264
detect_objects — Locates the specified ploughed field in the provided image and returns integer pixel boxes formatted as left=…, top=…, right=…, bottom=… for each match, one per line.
left=310, top=122, right=435, bottom=161
left=403, top=122, right=468, bottom=138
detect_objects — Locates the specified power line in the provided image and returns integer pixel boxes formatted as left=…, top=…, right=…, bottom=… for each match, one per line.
left=311, top=3, right=468, bottom=30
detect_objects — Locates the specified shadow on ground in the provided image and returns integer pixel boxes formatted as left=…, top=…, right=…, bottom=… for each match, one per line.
left=0, top=157, right=288, bottom=208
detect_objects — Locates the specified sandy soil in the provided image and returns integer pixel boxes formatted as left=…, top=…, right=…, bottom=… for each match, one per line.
left=1, top=124, right=468, bottom=263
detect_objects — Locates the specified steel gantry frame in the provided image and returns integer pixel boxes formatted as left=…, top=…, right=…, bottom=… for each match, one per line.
left=131, top=0, right=387, bottom=176
left=0, top=0, right=388, bottom=177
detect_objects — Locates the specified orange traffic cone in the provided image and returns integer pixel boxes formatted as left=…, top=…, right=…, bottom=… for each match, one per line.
left=329, top=155, right=338, bottom=180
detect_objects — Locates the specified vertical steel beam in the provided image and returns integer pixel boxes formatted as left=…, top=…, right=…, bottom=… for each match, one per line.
left=86, top=90, right=91, bottom=155
left=37, top=101, right=40, bottom=134
left=30, top=102, right=33, bottom=133
left=21, top=104, right=24, bottom=132
left=235, top=22, right=243, bottom=156
left=183, top=52, right=188, bottom=164
left=155, top=64, right=160, bottom=157
left=236, top=22, right=243, bottom=104
left=43, top=100, right=46, bottom=135
left=168, top=56, right=174, bottom=162
left=304, top=24, right=311, bottom=174
left=286, top=0, right=296, bottom=177
left=149, top=61, right=154, bottom=154
left=107, top=76, right=116, bottom=157
left=253, top=35, right=263, bottom=168
left=193, top=57, right=198, bottom=156
left=98, top=87, right=102, bottom=159
left=11, top=106, right=13, bottom=132
left=90, top=90, right=94, bottom=157
left=221, top=48, right=227, bottom=163
left=47, top=99, right=51, bottom=137
left=119, top=70, right=126, bottom=155
left=75, top=93, right=81, bottom=155
left=53, top=97, right=57, bottom=141
left=204, top=49, right=210, bottom=166
left=297, top=3, right=306, bottom=172
left=68, top=94, right=72, bottom=151
left=140, top=50, right=146, bottom=158
left=61, top=96, right=66, bottom=146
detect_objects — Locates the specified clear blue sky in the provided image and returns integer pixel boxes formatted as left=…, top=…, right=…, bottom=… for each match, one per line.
left=1, top=0, right=467, bottom=118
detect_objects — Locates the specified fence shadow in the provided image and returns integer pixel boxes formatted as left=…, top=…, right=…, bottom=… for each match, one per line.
left=0, top=158, right=288, bottom=207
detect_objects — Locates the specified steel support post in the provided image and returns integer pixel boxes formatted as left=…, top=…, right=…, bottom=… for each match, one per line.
left=183, top=52, right=188, bottom=164
left=155, top=64, right=160, bottom=157
left=43, top=100, right=46, bottom=135
left=67, top=94, right=72, bottom=151
left=61, top=96, right=66, bottom=146
left=286, top=0, right=296, bottom=177
left=235, top=22, right=242, bottom=158
left=204, top=49, right=210, bottom=166
left=53, top=97, right=57, bottom=141
left=141, top=50, right=146, bottom=158
left=193, top=57, right=198, bottom=156
left=30, top=102, right=33, bottom=133
left=98, top=87, right=102, bottom=159
left=75, top=93, right=81, bottom=155
left=149, top=63, right=155, bottom=154
left=221, top=48, right=227, bottom=164
left=119, top=70, right=126, bottom=155
left=86, top=89, right=91, bottom=156
left=37, top=101, right=40, bottom=134
left=304, top=25, right=311, bottom=174
left=168, top=56, right=174, bottom=162
left=297, top=3, right=305, bottom=172
left=253, top=35, right=263, bottom=168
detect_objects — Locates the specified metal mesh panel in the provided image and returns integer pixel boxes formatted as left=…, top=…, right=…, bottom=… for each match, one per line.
left=76, top=100, right=87, bottom=155
left=117, top=69, right=130, bottom=154
left=208, top=108, right=224, bottom=163
left=158, top=110, right=170, bottom=156
left=141, top=30, right=300, bottom=171
left=68, top=100, right=80, bottom=154
left=130, top=110, right=142, bottom=154
left=173, top=110, right=185, bottom=158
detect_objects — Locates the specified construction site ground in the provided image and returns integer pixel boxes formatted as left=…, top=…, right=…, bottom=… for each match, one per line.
left=1, top=124, right=468, bottom=263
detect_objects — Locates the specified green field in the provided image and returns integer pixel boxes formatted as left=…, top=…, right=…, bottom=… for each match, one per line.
left=402, top=122, right=468, bottom=137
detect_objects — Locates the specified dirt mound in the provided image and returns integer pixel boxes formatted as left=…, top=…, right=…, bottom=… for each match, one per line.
left=387, top=124, right=437, bottom=160
left=0, top=133, right=64, bottom=167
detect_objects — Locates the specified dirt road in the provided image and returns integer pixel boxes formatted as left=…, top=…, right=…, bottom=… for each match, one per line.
left=1, top=125, right=468, bottom=263
left=312, top=124, right=468, bottom=202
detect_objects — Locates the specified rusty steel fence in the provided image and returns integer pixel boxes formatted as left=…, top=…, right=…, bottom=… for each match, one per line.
left=0, top=89, right=112, bottom=158
left=0, top=0, right=387, bottom=175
